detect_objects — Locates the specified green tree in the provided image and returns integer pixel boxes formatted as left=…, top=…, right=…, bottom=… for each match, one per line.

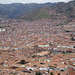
left=50, top=72, right=54, bottom=75
left=21, top=60, right=25, bottom=64
left=35, top=71, right=42, bottom=75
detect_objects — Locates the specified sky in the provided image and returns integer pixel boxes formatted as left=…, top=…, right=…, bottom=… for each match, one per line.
left=0, top=0, right=72, bottom=4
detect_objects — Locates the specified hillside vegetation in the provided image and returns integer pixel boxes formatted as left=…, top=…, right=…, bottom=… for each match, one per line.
left=0, top=0, right=75, bottom=21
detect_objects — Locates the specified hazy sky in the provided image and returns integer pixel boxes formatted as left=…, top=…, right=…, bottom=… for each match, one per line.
left=0, top=0, right=72, bottom=4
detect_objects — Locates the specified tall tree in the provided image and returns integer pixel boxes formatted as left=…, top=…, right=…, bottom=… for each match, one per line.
left=35, top=71, right=42, bottom=75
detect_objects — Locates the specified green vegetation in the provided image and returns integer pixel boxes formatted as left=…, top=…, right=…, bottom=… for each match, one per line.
left=20, top=60, right=26, bottom=64
left=50, top=72, right=54, bottom=75
left=59, top=22, right=67, bottom=25
left=0, top=0, right=75, bottom=21
left=59, top=20, right=70, bottom=25
left=32, top=10, right=50, bottom=20
left=0, top=25, right=10, bottom=28
left=0, top=3, right=56, bottom=18
left=35, top=71, right=42, bottom=75
left=20, top=9, right=50, bottom=21
left=32, top=56, right=35, bottom=58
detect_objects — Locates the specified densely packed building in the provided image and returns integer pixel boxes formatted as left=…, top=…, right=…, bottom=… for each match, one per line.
left=0, top=18, right=75, bottom=75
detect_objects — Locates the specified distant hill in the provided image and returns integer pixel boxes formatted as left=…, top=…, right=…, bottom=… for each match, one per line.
left=0, top=0, right=75, bottom=21
left=0, top=3, right=56, bottom=18
left=20, top=0, right=75, bottom=21
left=51, top=1, right=75, bottom=21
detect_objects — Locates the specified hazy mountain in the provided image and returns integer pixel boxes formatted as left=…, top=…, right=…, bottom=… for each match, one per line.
left=0, top=0, right=75, bottom=21
left=0, top=3, right=56, bottom=18
left=20, top=0, right=75, bottom=21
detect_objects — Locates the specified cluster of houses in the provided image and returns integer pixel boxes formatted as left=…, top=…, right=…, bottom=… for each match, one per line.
left=0, top=18, right=75, bottom=75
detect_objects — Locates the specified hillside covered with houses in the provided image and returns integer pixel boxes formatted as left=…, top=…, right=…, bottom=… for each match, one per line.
left=0, top=0, right=75, bottom=75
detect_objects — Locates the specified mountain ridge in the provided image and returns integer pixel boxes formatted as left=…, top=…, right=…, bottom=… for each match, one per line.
left=0, top=2, right=56, bottom=18
left=0, top=0, right=75, bottom=21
